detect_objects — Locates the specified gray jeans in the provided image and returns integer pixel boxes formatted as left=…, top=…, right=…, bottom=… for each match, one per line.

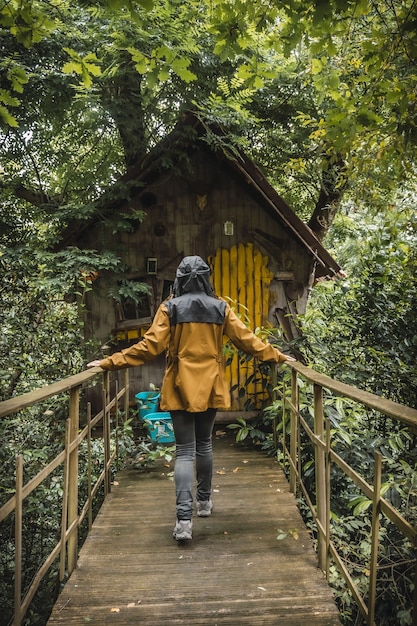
left=170, top=409, right=217, bottom=520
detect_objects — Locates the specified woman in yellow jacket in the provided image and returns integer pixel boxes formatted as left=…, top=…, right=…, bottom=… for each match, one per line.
left=88, top=256, right=295, bottom=541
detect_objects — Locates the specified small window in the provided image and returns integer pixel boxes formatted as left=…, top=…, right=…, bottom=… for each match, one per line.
left=114, top=278, right=152, bottom=322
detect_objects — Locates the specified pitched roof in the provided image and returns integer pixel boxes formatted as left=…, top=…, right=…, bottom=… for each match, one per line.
left=167, top=111, right=343, bottom=279
left=215, top=131, right=342, bottom=279
left=58, top=111, right=343, bottom=280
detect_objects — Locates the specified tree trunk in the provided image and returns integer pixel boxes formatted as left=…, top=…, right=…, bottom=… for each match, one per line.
left=308, top=152, right=347, bottom=241
left=100, top=52, right=147, bottom=168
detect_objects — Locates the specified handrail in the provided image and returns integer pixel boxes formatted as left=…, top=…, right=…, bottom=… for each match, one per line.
left=0, top=368, right=130, bottom=626
left=0, top=369, right=100, bottom=419
left=279, top=362, right=417, bottom=626
left=290, top=362, right=417, bottom=428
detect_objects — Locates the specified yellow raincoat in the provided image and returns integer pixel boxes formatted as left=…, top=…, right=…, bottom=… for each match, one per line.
left=99, top=299, right=289, bottom=412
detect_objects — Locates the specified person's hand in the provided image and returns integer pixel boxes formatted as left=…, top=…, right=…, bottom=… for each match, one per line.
left=87, top=360, right=102, bottom=368
left=284, top=354, right=296, bottom=362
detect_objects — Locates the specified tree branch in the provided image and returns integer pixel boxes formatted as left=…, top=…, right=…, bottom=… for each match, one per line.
left=8, top=183, right=52, bottom=208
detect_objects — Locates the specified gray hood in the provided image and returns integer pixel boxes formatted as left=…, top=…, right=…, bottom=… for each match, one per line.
left=172, top=256, right=214, bottom=297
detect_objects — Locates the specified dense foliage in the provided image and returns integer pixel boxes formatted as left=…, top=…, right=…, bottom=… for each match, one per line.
left=297, top=202, right=417, bottom=624
left=302, top=202, right=417, bottom=408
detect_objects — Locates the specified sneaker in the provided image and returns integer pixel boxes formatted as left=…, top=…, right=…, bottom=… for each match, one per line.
left=197, top=499, right=213, bottom=517
left=173, top=519, right=192, bottom=541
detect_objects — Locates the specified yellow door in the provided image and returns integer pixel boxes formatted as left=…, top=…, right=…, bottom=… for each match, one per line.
left=209, top=243, right=274, bottom=410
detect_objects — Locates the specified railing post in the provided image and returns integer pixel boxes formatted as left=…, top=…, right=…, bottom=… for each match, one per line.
left=102, top=371, right=111, bottom=495
left=325, top=418, right=331, bottom=580
left=114, top=379, right=119, bottom=463
left=368, top=452, right=382, bottom=625
left=281, top=378, right=287, bottom=465
left=87, top=403, right=93, bottom=530
left=67, top=386, right=80, bottom=575
left=271, top=366, right=278, bottom=449
left=13, top=454, right=23, bottom=626
left=290, top=368, right=298, bottom=494
left=59, top=419, right=71, bottom=582
left=123, top=368, right=129, bottom=420
left=313, top=383, right=326, bottom=571
left=413, top=555, right=417, bottom=626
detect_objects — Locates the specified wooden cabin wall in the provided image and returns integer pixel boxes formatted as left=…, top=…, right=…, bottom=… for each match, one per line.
left=84, top=148, right=312, bottom=410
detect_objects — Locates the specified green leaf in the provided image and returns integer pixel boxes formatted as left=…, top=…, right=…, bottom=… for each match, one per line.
left=7, top=66, right=29, bottom=93
left=0, top=104, right=18, bottom=127
left=171, top=60, right=197, bottom=83
left=128, top=48, right=148, bottom=73
left=62, top=61, right=83, bottom=76
left=0, top=89, right=20, bottom=107
left=311, top=58, right=323, bottom=75
left=277, top=531, right=288, bottom=540
left=157, top=67, right=170, bottom=82
left=84, top=63, right=102, bottom=78
left=62, top=49, right=101, bottom=86
left=349, top=495, right=372, bottom=515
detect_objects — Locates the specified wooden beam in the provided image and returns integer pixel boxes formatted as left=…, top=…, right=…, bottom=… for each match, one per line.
left=289, top=362, right=417, bottom=429
left=0, top=369, right=100, bottom=419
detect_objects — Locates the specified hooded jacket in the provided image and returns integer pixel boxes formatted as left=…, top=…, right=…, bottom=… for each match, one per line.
left=99, top=256, right=289, bottom=412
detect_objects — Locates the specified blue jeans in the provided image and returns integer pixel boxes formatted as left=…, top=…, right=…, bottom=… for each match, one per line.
left=170, top=409, right=217, bottom=520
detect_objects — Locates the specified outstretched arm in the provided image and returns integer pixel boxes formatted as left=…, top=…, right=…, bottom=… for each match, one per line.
left=87, top=305, right=171, bottom=371
left=224, top=305, right=296, bottom=363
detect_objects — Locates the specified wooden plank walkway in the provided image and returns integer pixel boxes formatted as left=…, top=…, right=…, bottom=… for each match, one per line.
left=47, top=432, right=341, bottom=625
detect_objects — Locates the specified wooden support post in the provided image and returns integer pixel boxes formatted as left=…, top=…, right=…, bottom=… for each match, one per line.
left=115, top=379, right=119, bottom=463
left=368, top=452, right=382, bottom=626
left=325, top=418, right=331, bottom=580
left=123, top=369, right=129, bottom=420
left=102, top=371, right=111, bottom=495
left=87, top=403, right=93, bottom=530
left=13, top=454, right=23, bottom=626
left=413, top=553, right=417, bottom=626
left=313, top=383, right=326, bottom=572
left=271, top=366, right=278, bottom=449
left=281, top=379, right=287, bottom=466
left=290, top=368, right=298, bottom=494
left=59, top=419, right=71, bottom=581
left=102, top=387, right=109, bottom=496
left=67, top=386, right=80, bottom=575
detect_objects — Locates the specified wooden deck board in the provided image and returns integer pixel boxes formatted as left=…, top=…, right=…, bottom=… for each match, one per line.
left=47, top=433, right=341, bottom=625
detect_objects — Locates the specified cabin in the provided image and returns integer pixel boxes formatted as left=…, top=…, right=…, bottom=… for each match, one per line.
left=61, top=111, right=343, bottom=414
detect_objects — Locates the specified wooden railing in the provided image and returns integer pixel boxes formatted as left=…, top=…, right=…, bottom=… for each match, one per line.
left=0, top=367, right=130, bottom=626
left=279, top=362, right=417, bottom=626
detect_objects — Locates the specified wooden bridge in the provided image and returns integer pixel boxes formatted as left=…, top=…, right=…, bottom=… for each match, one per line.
left=2, top=363, right=417, bottom=626
left=46, top=431, right=340, bottom=625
